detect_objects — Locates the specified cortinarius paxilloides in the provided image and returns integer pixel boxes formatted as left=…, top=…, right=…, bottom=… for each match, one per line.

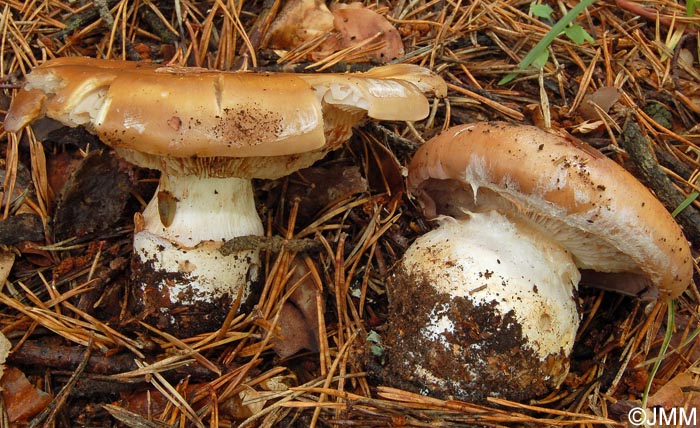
left=382, top=122, right=692, bottom=402
left=4, top=57, right=446, bottom=334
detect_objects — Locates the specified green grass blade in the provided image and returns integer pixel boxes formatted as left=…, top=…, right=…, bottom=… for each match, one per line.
left=672, top=191, right=699, bottom=217
left=519, top=0, right=596, bottom=70
left=641, top=300, right=675, bottom=408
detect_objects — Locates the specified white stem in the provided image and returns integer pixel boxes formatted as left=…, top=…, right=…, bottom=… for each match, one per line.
left=133, top=175, right=264, bottom=307
left=142, top=175, right=264, bottom=246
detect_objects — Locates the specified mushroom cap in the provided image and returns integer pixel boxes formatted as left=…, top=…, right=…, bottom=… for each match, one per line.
left=4, top=57, right=441, bottom=157
left=407, top=121, right=693, bottom=299
left=5, top=58, right=325, bottom=157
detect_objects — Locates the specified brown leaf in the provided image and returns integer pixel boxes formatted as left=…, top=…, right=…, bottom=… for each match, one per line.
left=648, top=371, right=700, bottom=410
left=266, top=0, right=335, bottom=49
left=0, top=366, right=52, bottom=423
left=272, top=257, right=323, bottom=358
left=327, top=3, right=404, bottom=63
left=288, top=164, right=368, bottom=222
left=577, top=86, right=620, bottom=121
left=53, top=150, right=135, bottom=240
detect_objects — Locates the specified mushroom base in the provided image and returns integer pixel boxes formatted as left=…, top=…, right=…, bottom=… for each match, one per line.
left=376, top=212, right=580, bottom=402
left=378, top=268, right=570, bottom=403
left=130, top=231, right=260, bottom=335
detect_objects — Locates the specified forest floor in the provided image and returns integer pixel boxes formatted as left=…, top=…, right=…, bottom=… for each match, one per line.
left=0, top=0, right=699, bottom=427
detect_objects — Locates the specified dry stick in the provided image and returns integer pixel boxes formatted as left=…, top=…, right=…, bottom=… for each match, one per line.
left=103, top=405, right=171, bottom=428
left=8, top=340, right=220, bottom=381
left=615, top=0, right=698, bottom=34
left=219, top=235, right=321, bottom=255
left=619, top=119, right=700, bottom=244
left=55, top=0, right=117, bottom=39
left=234, top=0, right=281, bottom=69
left=28, top=335, right=93, bottom=428
left=93, top=0, right=140, bottom=61
left=138, top=5, right=178, bottom=45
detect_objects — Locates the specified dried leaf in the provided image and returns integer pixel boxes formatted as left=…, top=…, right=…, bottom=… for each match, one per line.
left=289, top=164, right=368, bottom=222
left=648, top=371, right=700, bottom=410
left=0, top=332, right=10, bottom=380
left=53, top=150, right=135, bottom=240
left=272, top=257, right=322, bottom=358
left=0, top=213, right=44, bottom=244
left=266, top=0, right=335, bottom=49
left=327, top=2, right=404, bottom=63
left=0, top=366, right=52, bottom=423
left=577, top=86, right=620, bottom=121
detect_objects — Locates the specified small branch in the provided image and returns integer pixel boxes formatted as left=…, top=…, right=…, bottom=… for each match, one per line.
left=138, top=5, right=178, bottom=45
left=615, top=0, right=698, bottom=34
left=218, top=235, right=322, bottom=256
left=9, top=339, right=222, bottom=381
left=366, top=122, right=419, bottom=152
left=93, top=0, right=142, bottom=61
left=28, top=336, right=93, bottom=428
left=55, top=0, right=118, bottom=40
left=620, top=119, right=700, bottom=244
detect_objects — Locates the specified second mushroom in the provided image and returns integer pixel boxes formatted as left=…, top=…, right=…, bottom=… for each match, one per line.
left=380, top=121, right=692, bottom=402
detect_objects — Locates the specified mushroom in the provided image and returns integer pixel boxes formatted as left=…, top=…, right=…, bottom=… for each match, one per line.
left=4, top=57, right=446, bottom=334
left=382, top=121, right=693, bottom=402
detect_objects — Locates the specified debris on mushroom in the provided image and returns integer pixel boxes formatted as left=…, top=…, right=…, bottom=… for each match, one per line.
left=4, top=57, right=446, bottom=335
left=380, top=121, right=693, bottom=402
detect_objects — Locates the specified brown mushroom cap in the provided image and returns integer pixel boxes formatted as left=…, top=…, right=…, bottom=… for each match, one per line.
left=5, top=57, right=443, bottom=178
left=5, top=59, right=325, bottom=157
left=407, top=121, right=693, bottom=299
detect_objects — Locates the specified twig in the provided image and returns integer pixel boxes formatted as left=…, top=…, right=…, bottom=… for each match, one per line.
left=615, top=0, right=698, bottom=34
left=55, top=0, right=118, bottom=39
left=8, top=339, right=223, bottom=381
left=218, top=235, right=322, bottom=256
left=620, top=119, right=700, bottom=244
left=103, top=405, right=172, bottom=428
left=138, top=5, right=178, bottom=45
left=28, top=335, right=94, bottom=428
left=93, top=0, right=141, bottom=61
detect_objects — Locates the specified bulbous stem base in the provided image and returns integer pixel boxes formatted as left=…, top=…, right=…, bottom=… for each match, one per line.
left=379, top=211, right=581, bottom=402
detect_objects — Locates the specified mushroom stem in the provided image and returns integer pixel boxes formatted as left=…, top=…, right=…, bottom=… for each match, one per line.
left=131, top=175, right=264, bottom=333
left=141, top=174, right=264, bottom=245
left=385, top=211, right=581, bottom=401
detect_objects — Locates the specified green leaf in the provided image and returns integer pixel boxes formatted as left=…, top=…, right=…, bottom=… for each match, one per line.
left=367, top=330, right=382, bottom=344
left=531, top=49, right=549, bottom=68
left=672, top=191, right=699, bottom=217
left=530, top=4, right=554, bottom=19
left=564, top=24, right=594, bottom=45
left=370, top=344, right=385, bottom=357
left=518, top=0, right=596, bottom=70
left=499, top=0, right=596, bottom=86
left=498, top=73, right=518, bottom=85
left=642, top=301, right=675, bottom=408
